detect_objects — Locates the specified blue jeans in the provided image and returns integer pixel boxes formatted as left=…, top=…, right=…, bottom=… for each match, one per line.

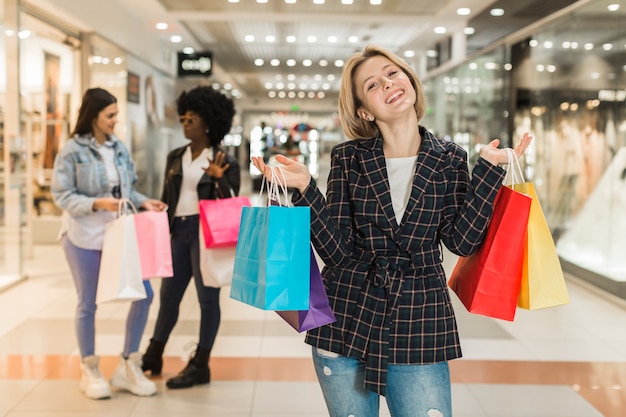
left=62, top=235, right=153, bottom=358
left=151, top=215, right=221, bottom=351
left=312, top=348, right=452, bottom=417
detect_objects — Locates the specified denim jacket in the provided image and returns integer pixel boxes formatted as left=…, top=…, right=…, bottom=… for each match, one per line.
left=51, top=134, right=149, bottom=249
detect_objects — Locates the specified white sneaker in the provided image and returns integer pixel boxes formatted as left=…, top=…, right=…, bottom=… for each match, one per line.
left=110, top=352, right=157, bottom=396
left=80, top=355, right=111, bottom=400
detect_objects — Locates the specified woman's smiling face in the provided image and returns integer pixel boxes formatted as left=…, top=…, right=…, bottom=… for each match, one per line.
left=354, top=55, right=416, bottom=121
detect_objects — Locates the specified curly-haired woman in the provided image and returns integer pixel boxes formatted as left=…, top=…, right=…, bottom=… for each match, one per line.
left=141, top=86, right=240, bottom=389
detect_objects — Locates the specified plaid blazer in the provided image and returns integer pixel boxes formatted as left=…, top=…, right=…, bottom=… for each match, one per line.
left=296, top=127, right=506, bottom=395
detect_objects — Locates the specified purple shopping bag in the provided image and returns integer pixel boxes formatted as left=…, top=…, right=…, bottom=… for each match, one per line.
left=276, top=248, right=336, bottom=332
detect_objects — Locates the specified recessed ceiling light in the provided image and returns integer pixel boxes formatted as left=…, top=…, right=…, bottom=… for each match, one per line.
left=170, top=35, right=182, bottom=43
left=155, top=22, right=168, bottom=30
left=265, top=35, right=276, bottom=43
left=464, top=27, right=475, bottom=35
left=255, top=59, right=265, bottom=66
left=348, top=36, right=359, bottom=43
left=244, top=35, right=255, bottom=42
left=434, top=27, right=446, bottom=34
left=285, top=0, right=297, bottom=4
left=370, top=0, right=382, bottom=5
left=403, top=50, right=415, bottom=58
left=608, top=3, right=620, bottom=11
left=286, top=35, right=296, bottom=43
left=457, top=8, right=471, bottom=16
left=182, top=47, right=194, bottom=54
left=307, top=35, right=317, bottom=43
left=490, top=8, right=504, bottom=17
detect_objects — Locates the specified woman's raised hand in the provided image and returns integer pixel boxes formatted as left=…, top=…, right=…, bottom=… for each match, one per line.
left=479, top=132, right=533, bottom=165
left=251, top=154, right=312, bottom=193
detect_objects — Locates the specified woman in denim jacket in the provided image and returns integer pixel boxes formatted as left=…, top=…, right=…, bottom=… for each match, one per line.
left=51, top=88, right=167, bottom=400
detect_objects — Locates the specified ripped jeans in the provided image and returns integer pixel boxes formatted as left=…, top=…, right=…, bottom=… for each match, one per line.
left=312, top=348, right=452, bottom=417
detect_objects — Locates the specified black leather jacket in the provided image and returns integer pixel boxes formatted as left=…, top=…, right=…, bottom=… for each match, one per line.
left=160, top=145, right=241, bottom=228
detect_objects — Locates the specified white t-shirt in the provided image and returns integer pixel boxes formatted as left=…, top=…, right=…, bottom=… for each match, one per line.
left=386, top=156, right=418, bottom=225
left=175, top=147, right=213, bottom=217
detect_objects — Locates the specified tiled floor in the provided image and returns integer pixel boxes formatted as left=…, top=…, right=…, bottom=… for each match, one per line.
left=1, top=159, right=626, bottom=416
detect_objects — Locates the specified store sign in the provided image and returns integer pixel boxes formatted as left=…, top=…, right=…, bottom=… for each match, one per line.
left=598, top=89, right=626, bottom=102
left=177, top=51, right=213, bottom=77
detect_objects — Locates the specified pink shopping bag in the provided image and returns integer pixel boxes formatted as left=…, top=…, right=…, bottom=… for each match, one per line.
left=199, top=196, right=251, bottom=248
left=134, top=210, right=173, bottom=279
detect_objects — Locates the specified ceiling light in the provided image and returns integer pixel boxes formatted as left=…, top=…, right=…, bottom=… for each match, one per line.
left=270, top=59, right=280, bottom=66
left=182, top=47, right=195, bottom=54
left=256, top=0, right=268, bottom=3
left=276, top=82, right=285, bottom=89
left=328, top=36, right=337, bottom=43
left=265, top=35, right=276, bottom=43
left=268, top=91, right=276, bottom=98
left=155, top=22, right=168, bottom=30
left=170, top=35, right=182, bottom=43
left=307, top=35, right=317, bottom=43
left=303, top=59, right=312, bottom=67
left=342, top=0, right=353, bottom=4
left=434, top=27, right=446, bottom=34
left=278, top=91, right=287, bottom=98
left=245, top=35, right=255, bottom=42
left=288, top=82, right=296, bottom=89
left=370, top=0, right=382, bottom=4
left=608, top=3, right=620, bottom=11
left=319, top=59, right=328, bottom=66
left=490, top=8, right=504, bottom=17
left=543, top=41, right=553, bottom=49
left=334, top=59, right=344, bottom=67
left=313, top=0, right=325, bottom=4
left=348, top=36, right=359, bottom=43
left=285, top=0, right=297, bottom=3
left=255, top=59, right=264, bottom=66
left=457, top=8, right=471, bottom=16
left=403, top=50, right=415, bottom=58
left=264, top=82, right=273, bottom=89
left=228, top=0, right=240, bottom=2
left=584, top=43, right=593, bottom=50
left=463, top=27, right=475, bottom=35
left=287, top=74, right=296, bottom=80
left=286, top=35, right=296, bottom=43
left=288, top=91, right=296, bottom=98
left=287, top=59, right=296, bottom=66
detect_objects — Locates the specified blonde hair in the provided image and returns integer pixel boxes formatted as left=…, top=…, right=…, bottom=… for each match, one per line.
left=338, top=45, right=427, bottom=140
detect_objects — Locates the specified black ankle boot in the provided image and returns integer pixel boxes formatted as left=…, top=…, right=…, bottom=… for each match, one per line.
left=141, top=339, right=166, bottom=376
left=166, top=347, right=211, bottom=389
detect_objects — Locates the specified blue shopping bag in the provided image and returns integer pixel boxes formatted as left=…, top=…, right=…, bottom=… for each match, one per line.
left=230, top=203, right=311, bottom=311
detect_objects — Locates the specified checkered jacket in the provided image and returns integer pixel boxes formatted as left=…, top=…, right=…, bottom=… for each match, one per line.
left=295, top=127, right=506, bottom=395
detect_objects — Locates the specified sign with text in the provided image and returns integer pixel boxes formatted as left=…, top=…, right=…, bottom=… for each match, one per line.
left=178, top=51, right=213, bottom=77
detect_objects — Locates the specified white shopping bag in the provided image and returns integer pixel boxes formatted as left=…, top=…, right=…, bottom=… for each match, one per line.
left=199, top=226, right=235, bottom=288
left=96, top=200, right=147, bottom=303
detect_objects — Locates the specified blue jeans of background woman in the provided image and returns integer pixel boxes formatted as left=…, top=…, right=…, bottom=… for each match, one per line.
left=151, top=215, right=221, bottom=351
left=312, top=347, right=452, bottom=417
left=62, top=235, right=153, bottom=358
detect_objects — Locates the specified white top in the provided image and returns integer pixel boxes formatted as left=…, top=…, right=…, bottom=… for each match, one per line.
left=175, top=147, right=213, bottom=217
left=386, top=156, right=418, bottom=225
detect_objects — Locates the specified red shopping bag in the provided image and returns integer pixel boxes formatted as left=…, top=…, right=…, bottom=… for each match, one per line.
left=199, top=196, right=251, bottom=248
left=448, top=185, right=531, bottom=321
left=134, top=210, right=173, bottom=279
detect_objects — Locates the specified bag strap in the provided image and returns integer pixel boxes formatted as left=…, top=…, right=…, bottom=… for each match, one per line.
left=117, top=198, right=138, bottom=217
left=502, top=149, right=525, bottom=186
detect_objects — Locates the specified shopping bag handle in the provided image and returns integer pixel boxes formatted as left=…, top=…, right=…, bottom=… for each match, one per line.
left=502, top=148, right=525, bottom=186
left=117, top=198, right=138, bottom=217
left=259, top=165, right=291, bottom=207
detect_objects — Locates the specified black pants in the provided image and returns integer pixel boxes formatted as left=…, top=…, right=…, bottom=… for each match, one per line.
left=151, top=215, right=221, bottom=351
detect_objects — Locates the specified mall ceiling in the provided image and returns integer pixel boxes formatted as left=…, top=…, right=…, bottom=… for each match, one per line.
left=26, top=0, right=597, bottom=111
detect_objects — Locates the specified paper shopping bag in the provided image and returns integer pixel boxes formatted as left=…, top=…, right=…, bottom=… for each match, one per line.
left=199, top=225, right=236, bottom=288
left=230, top=204, right=311, bottom=311
left=448, top=185, right=531, bottom=321
left=276, top=247, right=336, bottom=332
left=199, top=196, right=251, bottom=248
left=513, top=182, right=569, bottom=310
left=134, top=210, right=173, bottom=279
left=97, top=210, right=146, bottom=304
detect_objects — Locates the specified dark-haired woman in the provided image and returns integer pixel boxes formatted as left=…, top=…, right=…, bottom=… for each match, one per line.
left=51, top=87, right=167, bottom=400
left=141, top=86, right=240, bottom=389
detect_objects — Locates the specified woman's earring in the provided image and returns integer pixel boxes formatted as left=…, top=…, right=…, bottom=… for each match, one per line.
left=368, top=116, right=375, bottom=121
left=205, top=128, right=209, bottom=134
